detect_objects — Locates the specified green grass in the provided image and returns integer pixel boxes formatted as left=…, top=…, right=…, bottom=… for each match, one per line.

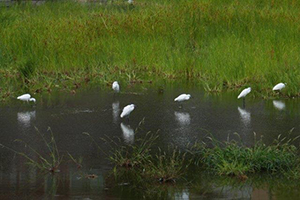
left=190, top=132, right=300, bottom=177
left=0, top=0, right=299, bottom=99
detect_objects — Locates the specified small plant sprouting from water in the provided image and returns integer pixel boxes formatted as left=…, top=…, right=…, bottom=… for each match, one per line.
left=67, top=152, right=83, bottom=169
left=0, top=127, right=62, bottom=173
left=189, top=130, right=300, bottom=178
left=146, top=147, right=190, bottom=183
left=108, top=131, right=158, bottom=169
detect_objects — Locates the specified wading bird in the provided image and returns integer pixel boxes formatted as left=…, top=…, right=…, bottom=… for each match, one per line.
left=273, top=83, right=286, bottom=91
left=112, top=81, right=120, bottom=93
left=17, top=94, right=36, bottom=103
left=237, top=87, right=251, bottom=108
left=128, top=0, right=133, bottom=4
left=120, top=104, right=135, bottom=120
left=174, top=94, right=191, bottom=108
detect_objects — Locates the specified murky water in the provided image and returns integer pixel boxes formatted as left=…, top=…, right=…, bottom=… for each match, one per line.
left=1, top=84, right=300, bottom=199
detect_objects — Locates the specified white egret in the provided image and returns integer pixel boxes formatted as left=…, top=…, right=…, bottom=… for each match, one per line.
left=120, top=123, right=134, bottom=144
left=174, top=94, right=191, bottom=102
left=273, top=83, right=286, bottom=91
left=112, top=81, right=120, bottom=93
left=237, top=87, right=251, bottom=99
left=237, top=87, right=251, bottom=108
left=128, top=0, right=133, bottom=4
left=120, top=104, right=135, bottom=119
left=29, top=98, right=36, bottom=103
left=17, top=94, right=36, bottom=103
left=174, top=94, right=191, bottom=108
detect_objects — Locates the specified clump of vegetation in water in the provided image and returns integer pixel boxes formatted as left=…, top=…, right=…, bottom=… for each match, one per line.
left=106, top=135, right=189, bottom=184
left=85, top=120, right=191, bottom=186
left=146, top=147, right=190, bottom=183
left=0, top=0, right=299, bottom=100
left=108, top=131, right=158, bottom=169
left=189, top=131, right=300, bottom=178
left=0, top=127, right=62, bottom=173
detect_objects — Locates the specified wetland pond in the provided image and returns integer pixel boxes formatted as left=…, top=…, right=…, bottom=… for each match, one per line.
left=0, top=84, right=300, bottom=199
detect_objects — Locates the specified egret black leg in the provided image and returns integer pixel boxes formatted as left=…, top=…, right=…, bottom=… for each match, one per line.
left=242, top=98, right=246, bottom=108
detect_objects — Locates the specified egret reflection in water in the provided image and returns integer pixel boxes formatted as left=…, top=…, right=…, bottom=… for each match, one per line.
left=238, top=107, right=251, bottom=126
left=174, top=111, right=191, bottom=126
left=273, top=100, right=286, bottom=110
left=120, top=123, right=134, bottom=144
left=17, top=111, right=36, bottom=128
left=174, top=189, right=189, bottom=200
left=112, top=101, right=120, bottom=123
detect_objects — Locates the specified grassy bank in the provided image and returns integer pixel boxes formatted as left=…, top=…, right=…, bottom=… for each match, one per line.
left=0, top=0, right=299, bottom=100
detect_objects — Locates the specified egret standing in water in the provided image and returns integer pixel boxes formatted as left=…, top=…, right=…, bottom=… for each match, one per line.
left=112, top=81, right=120, bottom=93
left=17, top=94, right=36, bottom=103
left=120, top=104, right=135, bottom=121
left=174, top=94, right=191, bottom=108
left=237, top=87, right=251, bottom=108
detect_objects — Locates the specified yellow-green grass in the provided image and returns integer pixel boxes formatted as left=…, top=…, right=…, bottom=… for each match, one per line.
left=0, top=0, right=299, bottom=99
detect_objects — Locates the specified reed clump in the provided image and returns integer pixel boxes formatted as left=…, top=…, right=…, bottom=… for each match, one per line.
left=0, top=0, right=299, bottom=99
left=190, top=132, right=300, bottom=177
left=106, top=134, right=190, bottom=185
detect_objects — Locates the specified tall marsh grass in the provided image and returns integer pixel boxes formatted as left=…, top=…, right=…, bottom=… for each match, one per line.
left=190, top=132, right=300, bottom=177
left=0, top=0, right=299, bottom=98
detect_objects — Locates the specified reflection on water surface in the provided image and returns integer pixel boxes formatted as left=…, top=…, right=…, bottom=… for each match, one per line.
left=0, top=86, right=299, bottom=199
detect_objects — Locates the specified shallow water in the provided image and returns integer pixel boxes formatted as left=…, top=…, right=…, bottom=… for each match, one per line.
left=0, top=85, right=300, bottom=199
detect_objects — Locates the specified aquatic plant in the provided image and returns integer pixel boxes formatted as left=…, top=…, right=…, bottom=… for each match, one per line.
left=0, top=127, right=62, bottom=172
left=108, top=131, right=158, bottom=168
left=190, top=132, right=300, bottom=177
left=146, top=147, right=190, bottom=183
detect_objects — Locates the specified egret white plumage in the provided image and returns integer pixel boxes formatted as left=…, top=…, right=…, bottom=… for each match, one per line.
left=112, top=81, right=120, bottom=93
left=128, top=0, right=133, bottom=4
left=174, top=94, right=191, bottom=108
left=120, top=104, right=135, bottom=119
left=272, top=83, right=286, bottom=91
left=17, top=94, right=36, bottom=103
left=174, top=94, right=191, bottom=102
left=237, top=87, right=251, bottom=99
left=29, top=98, right=36, bottom=103
left=237, top=87, right=251, bottom=108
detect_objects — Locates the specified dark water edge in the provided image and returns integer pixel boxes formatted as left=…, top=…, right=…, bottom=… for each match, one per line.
left=0, top=84, right=300, bottom=199
left=1, top=161, right=300, bottom=199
